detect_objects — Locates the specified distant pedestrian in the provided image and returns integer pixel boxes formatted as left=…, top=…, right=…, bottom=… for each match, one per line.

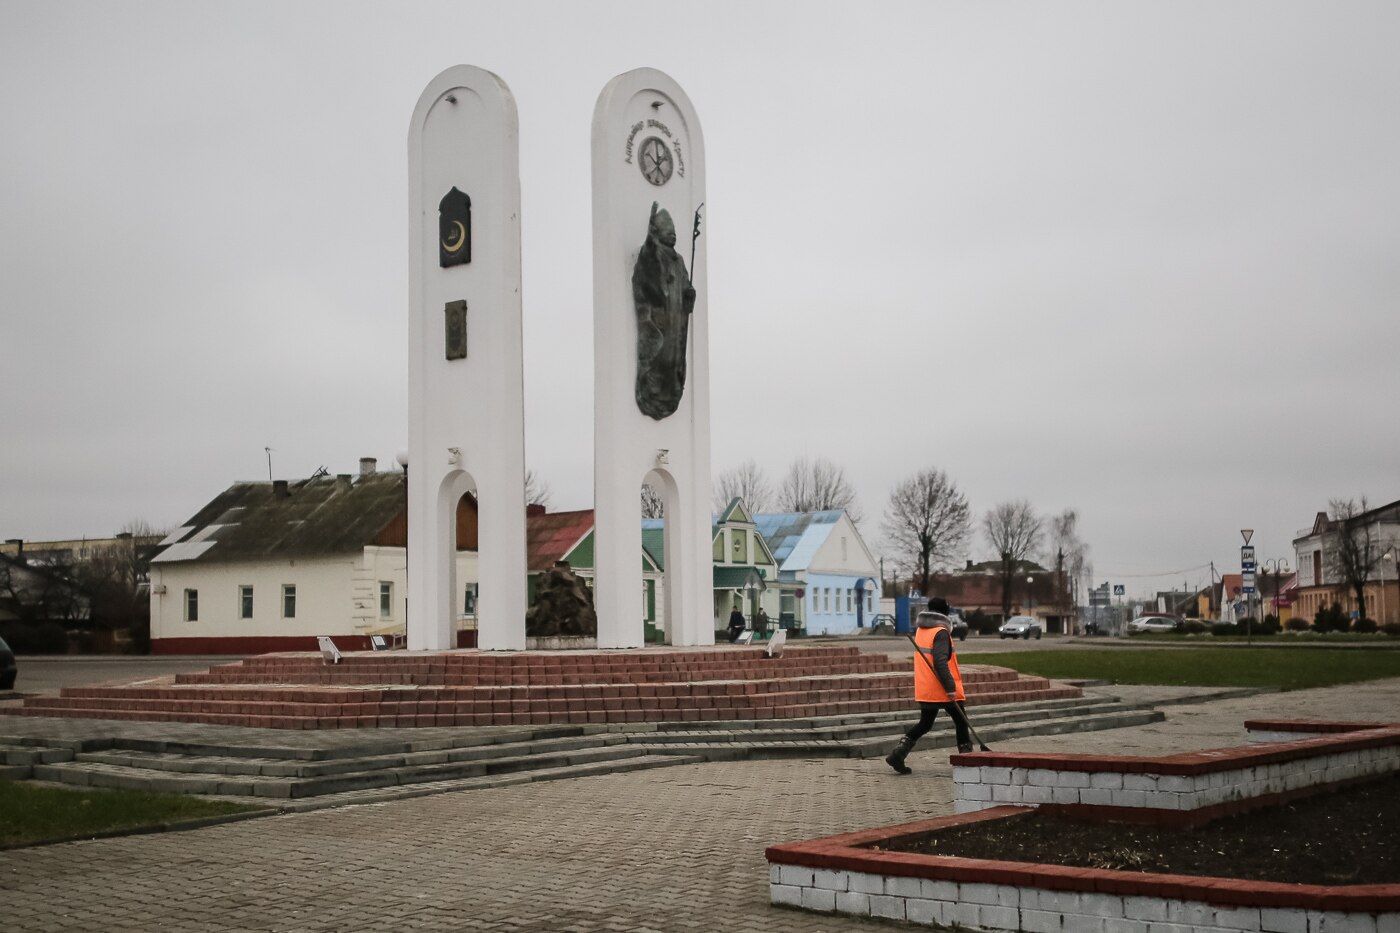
left=727, top=606, right=746, bottom=643
left=886, top=597, right=971, bottom=774
left=755, top=606, right=771, bottom=634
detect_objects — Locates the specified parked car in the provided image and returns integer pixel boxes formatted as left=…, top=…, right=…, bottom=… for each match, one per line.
left=999, top=616, right=1042, bottom=639
left=947, top=610, right=969, bottom=641
left=0, top=636, right=15, bottom=690
left=1127, top=615, right=1182, bottom=634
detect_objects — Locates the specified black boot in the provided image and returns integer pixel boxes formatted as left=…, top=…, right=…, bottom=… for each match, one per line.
left=957, top=741, right=974, bottom=754
left=885, top=736, right=915, bottom=775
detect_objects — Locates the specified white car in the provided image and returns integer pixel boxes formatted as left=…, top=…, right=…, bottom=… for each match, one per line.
left=999, top=616, right=1042, bottom=639
left=1127, top=615, right=1181, bottom=634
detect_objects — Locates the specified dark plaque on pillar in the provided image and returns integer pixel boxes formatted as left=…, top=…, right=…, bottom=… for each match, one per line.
left=444, top=300, right=467, bottom=360
left=439, top=187, right=471, bottom=267
left=632, top=202, right=695, bottom=420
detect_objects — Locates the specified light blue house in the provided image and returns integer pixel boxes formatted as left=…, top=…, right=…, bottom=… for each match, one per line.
left=753, top=510, right=882, bottom=636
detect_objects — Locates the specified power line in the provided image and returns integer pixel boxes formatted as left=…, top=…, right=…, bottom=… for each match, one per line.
left=1093, top=562, right=1214, bottom=579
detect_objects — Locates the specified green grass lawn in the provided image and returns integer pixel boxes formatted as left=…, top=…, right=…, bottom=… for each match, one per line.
left=0, top=780, right=260, bottom=848
left=971, top=647, right=1400, bottom=690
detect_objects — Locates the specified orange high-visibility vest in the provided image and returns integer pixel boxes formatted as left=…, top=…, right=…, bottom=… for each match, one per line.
left=913, top=625, right=965, bottom=703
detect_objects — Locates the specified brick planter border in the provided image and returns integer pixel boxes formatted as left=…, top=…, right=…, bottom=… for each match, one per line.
left=766, top=806, right=1400, bottom=930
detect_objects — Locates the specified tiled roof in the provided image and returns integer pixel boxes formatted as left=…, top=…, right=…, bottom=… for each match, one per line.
left=526, top=509, right=595, bottom=573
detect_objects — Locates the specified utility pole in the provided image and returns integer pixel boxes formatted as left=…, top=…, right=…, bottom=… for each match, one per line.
left=265, top=447, right=274, bottom=482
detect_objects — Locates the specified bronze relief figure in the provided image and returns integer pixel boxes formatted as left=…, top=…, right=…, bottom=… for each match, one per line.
left=633, top=202, right=696, bottom=420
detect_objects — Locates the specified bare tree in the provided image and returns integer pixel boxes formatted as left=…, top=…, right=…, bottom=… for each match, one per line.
left=1044, top=509, right=1089, bottom=615
left=524, top=469, right=552, bottom=509
left=881, top=468, right=970, bottom=597
left=713, top=459, right=773, bottom=513
left=983, top=500, right=1043, bottom=620
left=640, top=484, right=665, bottom=519
left=1327, top=497, right=1382, bottom=623
left=777, top=457, right=862, bottom=522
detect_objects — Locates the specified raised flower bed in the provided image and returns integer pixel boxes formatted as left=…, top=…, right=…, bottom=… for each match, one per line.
left=767, top=720, right=1400, bottom=931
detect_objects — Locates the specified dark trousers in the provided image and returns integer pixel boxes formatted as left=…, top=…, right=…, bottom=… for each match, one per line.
left=904, top=702, right=970, bottom=748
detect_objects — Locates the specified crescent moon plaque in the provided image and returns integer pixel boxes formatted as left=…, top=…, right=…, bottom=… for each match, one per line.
left=438, top=187, right=472, bottom=267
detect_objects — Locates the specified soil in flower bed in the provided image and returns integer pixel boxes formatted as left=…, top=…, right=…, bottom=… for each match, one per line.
left=878, top=775, right=1400, bottom=885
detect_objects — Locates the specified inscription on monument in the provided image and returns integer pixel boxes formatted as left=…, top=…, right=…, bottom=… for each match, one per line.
left=444, top=299, right=467, bottom=360
left=633, top=202, right=695, bottom=419
left=438, top=187, right=471, bottom=267
left=623, top=113, right=685, bottom=180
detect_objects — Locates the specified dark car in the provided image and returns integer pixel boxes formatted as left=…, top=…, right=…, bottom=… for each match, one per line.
left=0, top=635, right=15, bottom=691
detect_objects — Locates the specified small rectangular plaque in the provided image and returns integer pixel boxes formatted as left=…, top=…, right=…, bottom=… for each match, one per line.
left=445, top=299, right=467, bottom=360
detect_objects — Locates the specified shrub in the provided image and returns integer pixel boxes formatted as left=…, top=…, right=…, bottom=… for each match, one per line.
left=1383, top=623, right=1400, bottom=638
left=0, top=620, right=68, bottom=654
left=1256, top=616, right=1281, bottom=635
left=1286, top=617, right=1312, bottom=632
left=1354, top=617, right=1379, bottom=634
left=1210, top=623, right=1237, bottom=637
left=1314, top=603, right=1350, bottom=633
left=964, top=609, right=999, bottom=636
left=1182, top=619, right=1208, bottom=634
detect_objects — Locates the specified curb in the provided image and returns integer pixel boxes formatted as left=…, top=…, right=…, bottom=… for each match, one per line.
left=0, top=804, right=276, bottom=852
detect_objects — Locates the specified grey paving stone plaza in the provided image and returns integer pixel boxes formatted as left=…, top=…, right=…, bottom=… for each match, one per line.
left=4, top=679, right=1399, bottom=932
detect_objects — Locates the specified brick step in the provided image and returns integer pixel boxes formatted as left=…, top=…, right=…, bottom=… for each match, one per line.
left=627, top=698, right=1137, bottom=745
left=60, top=669, right=1042, bottom=705
left=33, top=742, right=654, bottom=799
left=0, top=743, right=75, bottom=766
left=31, top=678, right=1060, bottom=719
left=5, top=686, right=1082, bottom=730
left=171, top=657, right=929, bottom=686
left=227, top=644, right=868, bottom=670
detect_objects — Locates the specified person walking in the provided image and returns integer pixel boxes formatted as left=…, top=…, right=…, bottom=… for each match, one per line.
left=886, top=596, right=971, bottom=774
left=727, top=605, right=747, bottom=643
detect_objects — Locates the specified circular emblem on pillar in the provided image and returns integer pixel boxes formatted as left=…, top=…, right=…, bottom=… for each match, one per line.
left=639, top=137, right=674, bottom=186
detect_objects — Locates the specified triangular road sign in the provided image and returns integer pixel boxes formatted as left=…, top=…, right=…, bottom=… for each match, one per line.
left=1241, top=529, right=1254, bottom=545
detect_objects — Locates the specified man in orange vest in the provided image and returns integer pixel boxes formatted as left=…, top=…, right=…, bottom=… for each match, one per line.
left=886, top=597, right=971, bottom=774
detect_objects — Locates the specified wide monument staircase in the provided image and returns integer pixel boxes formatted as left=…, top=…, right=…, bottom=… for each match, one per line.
left=0, top=646, right=1163, bottom=807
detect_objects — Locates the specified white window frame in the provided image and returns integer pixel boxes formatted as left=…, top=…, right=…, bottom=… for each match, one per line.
left=238, top=585, right=254, bottom=620
left=282, top=584, right=297, bottom=619
left=379, top=581, right=393, bottom=619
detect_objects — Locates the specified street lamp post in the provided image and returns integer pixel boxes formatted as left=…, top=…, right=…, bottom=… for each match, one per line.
left=1263, top=558, right=1291, bottom=632
left=395, top=450, right=409, bottom=639
left=1026, top=575, right=1035, bottom=620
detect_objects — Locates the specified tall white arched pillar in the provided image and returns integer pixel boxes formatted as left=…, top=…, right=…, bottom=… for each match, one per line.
left=592, top=69, right=713, bottom=648
left=407, top=66, right=527, bottom=651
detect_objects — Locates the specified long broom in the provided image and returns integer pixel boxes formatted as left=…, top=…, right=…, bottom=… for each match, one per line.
left=905, top=632, right=992, bottom=752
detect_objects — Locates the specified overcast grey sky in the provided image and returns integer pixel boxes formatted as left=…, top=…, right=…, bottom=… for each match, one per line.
left=2, top=1, right=1398, bottom=595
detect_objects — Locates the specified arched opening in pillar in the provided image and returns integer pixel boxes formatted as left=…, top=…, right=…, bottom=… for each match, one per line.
left=437, top=469, right=479, bottom=649
left=641, top=469, right=680, bottom=645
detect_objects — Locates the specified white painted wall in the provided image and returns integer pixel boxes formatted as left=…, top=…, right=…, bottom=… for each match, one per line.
left=407, top=65, right=528, bottom=651
left=592, top=68, right=712, bottom=648
left=150, top=556, right=356, bottom=641
left=151, top=547, right=480, bottom=643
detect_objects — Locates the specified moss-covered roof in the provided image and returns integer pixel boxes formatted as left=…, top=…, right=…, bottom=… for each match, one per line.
left=152, top=473, right=406, bottom=564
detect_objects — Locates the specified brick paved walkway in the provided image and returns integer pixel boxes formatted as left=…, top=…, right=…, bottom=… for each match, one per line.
left=4, top=678, right=1399, bottom=932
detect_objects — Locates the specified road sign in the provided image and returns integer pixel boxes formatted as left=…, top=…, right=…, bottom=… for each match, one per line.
left=1241, top=546, right=1255, bottom=563
left=1241, top=529, right=1254, bottom=545
left=1242, top=570, right=1256, bottom=594
left=1113, top=584, right=1125, bottom=596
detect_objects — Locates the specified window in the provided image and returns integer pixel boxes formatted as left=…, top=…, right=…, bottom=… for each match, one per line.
left=866, top=593, right=873, bottom=614
left=464, top=586, right=476, bottom=615
left=239, top=585, right=254, bottom=620
left=732, top=532, right=747, bottom=563
left=282, top=585, right=296, bottom=619
left=824, top=588, right=831, bottom=612
left=379, top=582, right=393, bottom=619
left=184, top=588, right=198, bottom=622
left=846, top=589, right=853, bottom=613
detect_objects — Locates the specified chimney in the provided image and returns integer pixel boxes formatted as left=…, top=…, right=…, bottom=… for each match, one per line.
left=526, top=503, right=546, bottom=517
left=359, top=457, right=377, bottom=477
left=273, top=479, right=290, bottom=498
left=337, top=473, right=353, bottom=485
left=5, top=538, right=21, bottom=557
left=965, top=559, right=973, bottom=572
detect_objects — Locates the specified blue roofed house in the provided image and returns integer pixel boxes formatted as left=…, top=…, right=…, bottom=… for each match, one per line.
left=754, top=509, right=882, bottom=635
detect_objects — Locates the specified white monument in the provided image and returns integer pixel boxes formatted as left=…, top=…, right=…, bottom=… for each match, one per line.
left=406, top=65, right=527, bottom=651
left=591, top=69, right=713, bottom=648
